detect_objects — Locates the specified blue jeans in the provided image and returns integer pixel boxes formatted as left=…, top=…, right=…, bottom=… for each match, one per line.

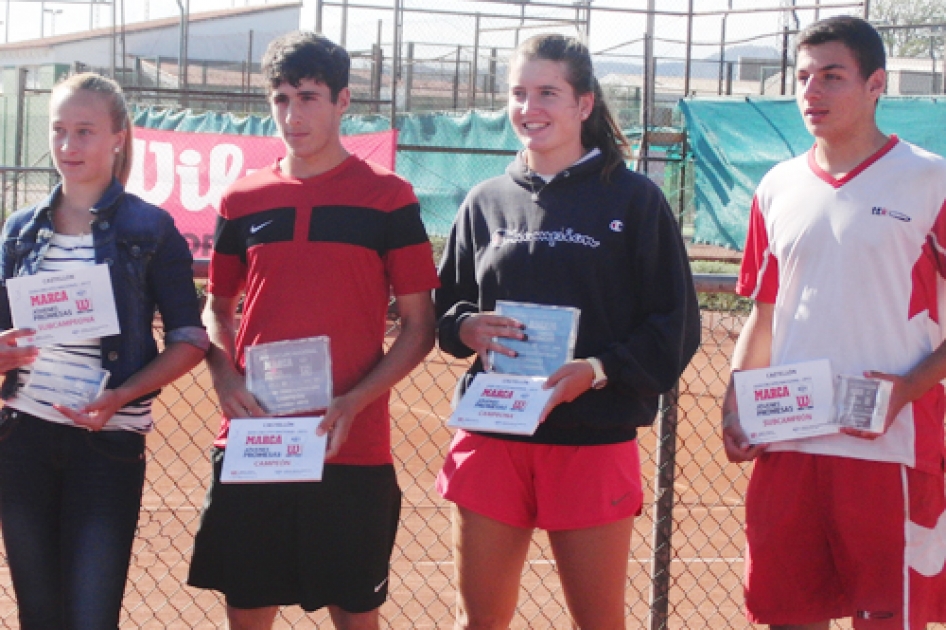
left=0, top=409, right=146, bottom=630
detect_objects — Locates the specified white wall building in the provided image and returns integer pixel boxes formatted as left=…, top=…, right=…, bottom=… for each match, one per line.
left=0, top=2, right=301, bottom=75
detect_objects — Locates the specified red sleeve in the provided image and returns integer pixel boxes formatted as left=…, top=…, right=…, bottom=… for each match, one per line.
left=386, top=242, right=440, bottom=296
left=206, top=250, right=246, bottom=298
left=927, top=200, right=946, bottom=277
left=736, top=196, right=779, bottom=303
left=908, top=199, right=946, bottom=322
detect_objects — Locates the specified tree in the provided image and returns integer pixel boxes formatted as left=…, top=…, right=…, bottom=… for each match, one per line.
left=870, top=0, right=946, bottom=58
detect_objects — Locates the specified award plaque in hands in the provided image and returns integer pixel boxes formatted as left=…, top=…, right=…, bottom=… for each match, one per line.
left=835, top=374, right=891, bottom=433
left=245, top=336, right=332, bottom=416
left=489, top=301, right=580, bottom=377
left=23, top=353, right=109, bottom=410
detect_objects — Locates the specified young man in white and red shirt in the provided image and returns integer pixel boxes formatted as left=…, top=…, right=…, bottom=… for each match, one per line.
left=186, top=32, right=438, bottom=630
left=723, top=16, right=946, bottom=630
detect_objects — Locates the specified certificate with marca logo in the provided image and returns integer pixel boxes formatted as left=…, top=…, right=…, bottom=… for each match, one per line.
left=734, top=360, right=836, bottom=444
left=734, top=359, right=891, bottom=444
left=7, top=265, right=120, bottom=347
left=455, top=301, right=577, bottom=436
left=221, top=417, right=328, bottom=483
left=448, top=373, right=555, bottom=436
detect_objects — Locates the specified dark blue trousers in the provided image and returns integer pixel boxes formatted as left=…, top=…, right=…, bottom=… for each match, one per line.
left=0, top=409, right=146, bottom=630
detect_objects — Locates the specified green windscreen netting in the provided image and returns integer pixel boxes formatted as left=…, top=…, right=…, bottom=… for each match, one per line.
left=133, top=106, right=392, bottom=136
left=396, top=110, right=520, bottom=236
left=679, top=96, right=946, bottom=251
left=125, top=106, right=687, bottom=239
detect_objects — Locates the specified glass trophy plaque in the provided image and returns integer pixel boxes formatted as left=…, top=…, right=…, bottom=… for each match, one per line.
left=245, top=336, right=332, bottom=416
left=489, top=301, right=580, bottom=377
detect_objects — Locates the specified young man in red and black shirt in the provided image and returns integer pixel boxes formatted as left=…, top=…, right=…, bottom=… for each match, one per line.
left=188, top=31, right=438, bottom=630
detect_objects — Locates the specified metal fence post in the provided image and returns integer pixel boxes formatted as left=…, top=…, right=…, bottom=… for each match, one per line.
left=453, top=45, right=461, bottom=111
left=468, top=13, right=480, bottom=109
left=14, top=68, right=26, bottom=170
left=405, top=42, right=414, bottom=113
left=371, top=42, right=383, bottom=114
left=12, top=68, right=28, bottom=210
left=648, top=384, right=679, bottom=630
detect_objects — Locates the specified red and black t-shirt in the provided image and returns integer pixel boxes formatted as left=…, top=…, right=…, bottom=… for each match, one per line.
left=208, top=156, right=438, bottom=465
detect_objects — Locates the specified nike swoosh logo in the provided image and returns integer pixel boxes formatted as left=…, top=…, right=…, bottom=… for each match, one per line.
left=249, top=220, right=274, bottom=234
left=611, top=492, right=631, bottom=506
left=374, top=577, right=389, bottom=593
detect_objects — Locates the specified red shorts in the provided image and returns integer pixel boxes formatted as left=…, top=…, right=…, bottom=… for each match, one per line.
left=437, top=430, right=642, bottom=531
left=745, top=452, right=946, bottom=629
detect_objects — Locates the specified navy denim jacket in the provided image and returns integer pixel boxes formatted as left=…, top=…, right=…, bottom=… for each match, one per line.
left=0, top=179, right=207, bottom=401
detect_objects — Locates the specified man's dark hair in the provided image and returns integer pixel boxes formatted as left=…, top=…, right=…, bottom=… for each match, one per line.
left=262, top=31, right=350, bottom=101
left=796, top=15, right=886, bottom=80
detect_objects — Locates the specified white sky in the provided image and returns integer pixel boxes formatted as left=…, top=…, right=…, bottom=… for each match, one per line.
left=2, top=0, right=861, bottom=61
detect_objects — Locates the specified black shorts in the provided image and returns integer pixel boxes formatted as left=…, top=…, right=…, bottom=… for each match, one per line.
left=187, top=448, right=401, bottom=613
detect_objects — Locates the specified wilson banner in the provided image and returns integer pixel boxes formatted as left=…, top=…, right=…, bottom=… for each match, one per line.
left=126, top=127, right=398, bottom=258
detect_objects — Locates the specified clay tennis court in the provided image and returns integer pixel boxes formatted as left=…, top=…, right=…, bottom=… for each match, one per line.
left=0, top=313, right=936, bottom=628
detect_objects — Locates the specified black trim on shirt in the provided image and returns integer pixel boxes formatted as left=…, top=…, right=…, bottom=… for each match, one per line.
left=308, top=203, right=428, bottom=255
left=214, top=207, right=296, bottom=263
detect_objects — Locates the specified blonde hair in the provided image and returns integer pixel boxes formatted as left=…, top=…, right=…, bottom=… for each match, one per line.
left=52, top=72, right=134, bottom=185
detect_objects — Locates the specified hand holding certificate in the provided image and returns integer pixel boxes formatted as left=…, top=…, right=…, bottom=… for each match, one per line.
left=5, top=267, right=116, bottom=411
left=449, top=301, right=580, bottom=436
left=7, top=265, right=120, bottom=347
left=448, top=373, right=556, bottom=436
left=233, top=337, right=334, bottom=483
left=221, top=417, right=328, bottom=483
left=0, top=329, right=39, bottom=373
left=732, top=359, right=893, bottom=445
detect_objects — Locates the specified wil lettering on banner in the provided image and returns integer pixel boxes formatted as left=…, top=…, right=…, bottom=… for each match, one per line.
left=126, top=127, right=398, bottom=259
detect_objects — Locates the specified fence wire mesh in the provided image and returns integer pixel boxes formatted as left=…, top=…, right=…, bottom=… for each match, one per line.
left=1, top=1, right=943, bottom=619
left=0, top=167, right=58, bottom=224
left=2, top=172, right=939, bottom=630
left=0, top=293, right=759, bottom=629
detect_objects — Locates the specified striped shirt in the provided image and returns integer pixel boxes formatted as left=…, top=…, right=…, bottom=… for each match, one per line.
left=7, top=232, right=154, bottom=432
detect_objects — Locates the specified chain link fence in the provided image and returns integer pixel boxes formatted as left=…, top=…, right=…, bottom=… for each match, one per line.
left=0, top=166, right=58, bottom=223
left=0, top=179, right=943, bottom=629
left=0, top=1, right=941, bottom=621
left=0, top=164, right=754, bottom=628
left=0, top=281, right=756, bottom=629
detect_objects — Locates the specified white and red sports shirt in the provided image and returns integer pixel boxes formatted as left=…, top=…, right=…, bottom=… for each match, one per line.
left=737, top=136, right=946, bottom=473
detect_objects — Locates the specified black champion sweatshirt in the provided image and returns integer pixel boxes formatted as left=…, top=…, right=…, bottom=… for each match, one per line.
left=435, top=152, right=701, bottom=445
